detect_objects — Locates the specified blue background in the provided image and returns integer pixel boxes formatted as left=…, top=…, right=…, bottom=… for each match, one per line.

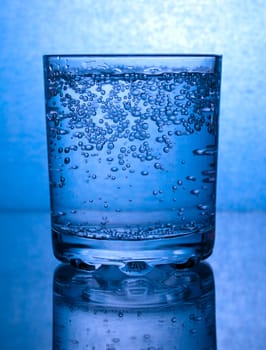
left=0, top=0, right=266, bottom=211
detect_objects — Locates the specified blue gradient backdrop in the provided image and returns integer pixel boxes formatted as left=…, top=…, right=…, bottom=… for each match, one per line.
left=0, top=0, right=265, bottom=211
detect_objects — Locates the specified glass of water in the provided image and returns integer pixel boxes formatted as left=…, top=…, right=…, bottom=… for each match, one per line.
left=43, top=54, right=222, bottom=268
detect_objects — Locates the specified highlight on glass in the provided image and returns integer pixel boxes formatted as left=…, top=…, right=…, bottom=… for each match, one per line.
left=43, top=54, right=222, bottom=268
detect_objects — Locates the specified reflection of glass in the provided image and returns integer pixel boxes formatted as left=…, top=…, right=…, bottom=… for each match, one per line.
left=53, top=262, right=216, bottom=349
left=44, top=54, right=222, bottom=267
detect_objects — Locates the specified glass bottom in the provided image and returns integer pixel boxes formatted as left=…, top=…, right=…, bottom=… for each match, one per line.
left=52, top=229, right=214, bottom=271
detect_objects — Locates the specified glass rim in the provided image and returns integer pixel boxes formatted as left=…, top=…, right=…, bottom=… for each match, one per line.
left=43, top=54, right=222, bottom=74
left=43, top=53, right=222, bottom=59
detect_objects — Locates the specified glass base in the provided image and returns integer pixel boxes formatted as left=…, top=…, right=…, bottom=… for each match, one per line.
left=52, top=229, right=214, bottom=271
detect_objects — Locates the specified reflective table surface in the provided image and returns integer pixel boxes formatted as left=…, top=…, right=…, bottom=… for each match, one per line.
left=0, top=212, right=265, bottom=349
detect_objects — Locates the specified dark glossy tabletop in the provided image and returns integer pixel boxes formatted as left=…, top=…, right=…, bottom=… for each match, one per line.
left=0, top=211, right=265, bottom=349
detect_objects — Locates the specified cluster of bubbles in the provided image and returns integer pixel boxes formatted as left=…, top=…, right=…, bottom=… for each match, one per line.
left=46, top=67, right=219, bottom=176
left=46, top=65, right=220, bottom=239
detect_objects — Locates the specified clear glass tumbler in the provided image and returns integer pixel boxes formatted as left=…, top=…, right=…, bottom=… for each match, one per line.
left=43, top=54, right=222, bottom=268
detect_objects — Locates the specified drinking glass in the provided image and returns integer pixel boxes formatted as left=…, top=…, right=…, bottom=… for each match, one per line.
left=43, top=54, right=222, bottom=268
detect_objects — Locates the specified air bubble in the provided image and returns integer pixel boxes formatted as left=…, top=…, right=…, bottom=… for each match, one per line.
left=175, top=95, right=185, bottom=100
left=83, top=144, right=94, bottom=151
left=96, top=143, right=103, bottom=151
left=107, top=143, right=114, bottom=150
left=190, top=314, right=202, bottom=321
left=156, top=136, right=163, bottom=143
left=141, top=171, right=149, bottom=176
left=177, top=180, right=183, bottom=185
left=190, top=189, right=200, bottom=195
left=154, top=162, right=161, bottom=169
left=186, top=175, right=196, bottom=181
left=64, top=157, right=70, bottom=164
left=203, top=177, right=216, bottom=183
left=193, top=148, right=216, bottom=156
left=197, top=204, right=208, bottom=210
left=55, top=211, right=65, bottom=217
left=57, top=129, right=69, bottom=135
